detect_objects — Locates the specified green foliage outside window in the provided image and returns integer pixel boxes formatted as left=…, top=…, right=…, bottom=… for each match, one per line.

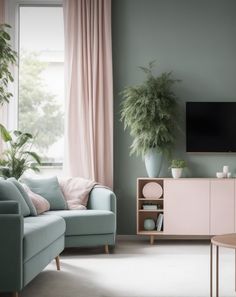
left=18, top=50, right=64, bottom=161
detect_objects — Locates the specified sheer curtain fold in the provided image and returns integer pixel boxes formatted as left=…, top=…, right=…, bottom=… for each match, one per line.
left=63, top=0, right=113, bottom=188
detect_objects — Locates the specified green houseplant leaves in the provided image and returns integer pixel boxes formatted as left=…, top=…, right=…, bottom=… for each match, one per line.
left=0, top=24, right=17, bottom=143
left=0, top=24, right=17, bottom=105
left=120, top=61, right=180, bottom=158
left=170, top=159, right=187, bottom=169
left=0, top=129, right=41, bottom=179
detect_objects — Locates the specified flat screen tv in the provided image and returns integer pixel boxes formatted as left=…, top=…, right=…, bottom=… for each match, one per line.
left=186, top=102, right=236, bottom=152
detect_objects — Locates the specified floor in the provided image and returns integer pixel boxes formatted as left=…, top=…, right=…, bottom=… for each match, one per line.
left=19, top=239, right=235, bottom=297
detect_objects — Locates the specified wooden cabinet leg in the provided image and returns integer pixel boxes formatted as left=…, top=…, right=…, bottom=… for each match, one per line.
left=150, top=235, right=154, bottom=245
left=55, top=256, right=60, bottom=271
left=105, top=244, right=109, bottom=254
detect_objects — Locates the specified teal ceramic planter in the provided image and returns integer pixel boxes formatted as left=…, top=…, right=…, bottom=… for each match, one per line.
left=144, top=148, right=163, bottom=178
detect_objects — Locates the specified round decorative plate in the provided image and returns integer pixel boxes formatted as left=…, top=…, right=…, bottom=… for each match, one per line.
left=142, top=182, right=163, bottom=199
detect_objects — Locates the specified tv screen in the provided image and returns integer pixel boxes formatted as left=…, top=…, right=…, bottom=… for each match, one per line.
left=186, top=102, right=236, bottom=152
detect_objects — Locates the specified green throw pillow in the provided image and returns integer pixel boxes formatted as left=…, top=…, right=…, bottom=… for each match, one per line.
left=8, top=177, right=37, bottom=216
left=22, top=176, right=67, bottom=210
left=0, top=180, right=30, bottom=216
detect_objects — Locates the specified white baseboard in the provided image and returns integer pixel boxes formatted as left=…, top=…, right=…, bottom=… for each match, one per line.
left=116, top=234, right=211, bottom=241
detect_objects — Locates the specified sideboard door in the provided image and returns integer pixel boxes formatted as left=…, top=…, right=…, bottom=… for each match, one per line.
left=210, top=179, right=234, bottom=235
left=164, top=179, right=210, bottom=235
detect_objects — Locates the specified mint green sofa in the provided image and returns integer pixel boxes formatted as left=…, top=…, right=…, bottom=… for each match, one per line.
left=0, top=187, right=116, bottom=296
left=47, top=188, right=116, bottom=248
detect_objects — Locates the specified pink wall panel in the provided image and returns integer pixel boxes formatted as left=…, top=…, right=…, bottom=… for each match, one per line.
left=164, top=179, right=210, bottom=235
left=210, top=179, right=234, bottom=235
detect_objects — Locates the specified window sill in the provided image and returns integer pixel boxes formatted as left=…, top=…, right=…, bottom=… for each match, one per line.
left=39, top=164, right=63, bottom=169
left=38, top=162, right=62, bottom=166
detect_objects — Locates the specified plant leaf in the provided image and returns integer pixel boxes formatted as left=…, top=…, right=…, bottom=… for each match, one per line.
left=0, top=124, right=12, bottom=142
left=23, top=151, right=41, bottom=164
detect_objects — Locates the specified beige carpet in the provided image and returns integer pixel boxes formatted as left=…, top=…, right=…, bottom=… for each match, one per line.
left=19, top=239, right=235, bottom=297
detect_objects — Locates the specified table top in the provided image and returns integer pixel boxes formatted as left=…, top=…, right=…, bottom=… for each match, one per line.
left=211, top=234, right=236, bottom=248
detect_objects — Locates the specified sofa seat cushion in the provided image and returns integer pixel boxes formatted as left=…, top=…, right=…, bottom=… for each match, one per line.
left=23, top=215, right=66, bottom=262
left=45, top=210, right=115, bottom=236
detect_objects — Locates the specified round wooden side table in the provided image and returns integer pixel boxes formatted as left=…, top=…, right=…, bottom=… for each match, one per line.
left=211, top=234, right=236, bottom=297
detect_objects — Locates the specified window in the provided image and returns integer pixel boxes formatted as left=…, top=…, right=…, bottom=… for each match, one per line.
left=18, top=6, right=64, bottom=165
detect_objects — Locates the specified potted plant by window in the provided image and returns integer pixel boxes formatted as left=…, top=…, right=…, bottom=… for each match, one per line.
left=120, top=61, right=180, bottom=177
left=0, top=129, right=41, bottom=179
left=170, top=159, right=187, bottom=179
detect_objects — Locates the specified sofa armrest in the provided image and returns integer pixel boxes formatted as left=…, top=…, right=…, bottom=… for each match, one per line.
left=0, top=201, right=23, bottom=292
left=0, top=200, right=20, bottom=214
left=88, top=187, right=117, bottom=214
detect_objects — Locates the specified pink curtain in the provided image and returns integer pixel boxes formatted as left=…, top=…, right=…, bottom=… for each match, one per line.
left=63, top=0, right=113, bottom=188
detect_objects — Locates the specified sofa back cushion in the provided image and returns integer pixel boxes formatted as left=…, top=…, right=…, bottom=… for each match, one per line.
left=0, top=180, right=30, bottom=216
left=22, top=176, right=67, bottom=210
left=8, top=178, right=37, bottom=216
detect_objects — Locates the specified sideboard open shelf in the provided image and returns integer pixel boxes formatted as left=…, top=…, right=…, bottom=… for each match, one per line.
left=137, top=178, right=164, bottom=244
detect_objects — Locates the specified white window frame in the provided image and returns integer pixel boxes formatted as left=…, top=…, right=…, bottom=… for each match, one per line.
left=5, top=0, right=64, bottom=167
left=6, top=0, right=63, bottom=130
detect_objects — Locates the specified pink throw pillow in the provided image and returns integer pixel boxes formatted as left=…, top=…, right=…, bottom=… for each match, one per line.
left=22, top=184, right=50, bottom=215
left=59, top=177, right=97, bottom=210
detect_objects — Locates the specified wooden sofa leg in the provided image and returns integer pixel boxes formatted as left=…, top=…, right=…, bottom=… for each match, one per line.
left=55, top=256, right=61, bottom=271
left=12, top=292, right=19, bottom=297
left=105, top=244, right=109, bottom=254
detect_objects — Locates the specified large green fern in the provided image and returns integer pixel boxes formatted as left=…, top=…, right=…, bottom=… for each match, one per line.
left=121, top=62, right=180, bottom=157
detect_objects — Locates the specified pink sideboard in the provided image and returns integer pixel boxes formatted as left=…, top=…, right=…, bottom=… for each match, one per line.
left=164, top=178, right=235, bottom=235
left=137, top=178, right=236, bottom=241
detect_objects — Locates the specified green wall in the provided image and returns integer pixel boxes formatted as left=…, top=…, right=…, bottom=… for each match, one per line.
left=112, top=0, right=236, bottom=234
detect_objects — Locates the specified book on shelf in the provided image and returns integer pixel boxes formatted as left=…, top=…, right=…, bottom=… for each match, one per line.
left=143, top=204, right=158, bottom=210
left=156, top=214, right=163, bottom=231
